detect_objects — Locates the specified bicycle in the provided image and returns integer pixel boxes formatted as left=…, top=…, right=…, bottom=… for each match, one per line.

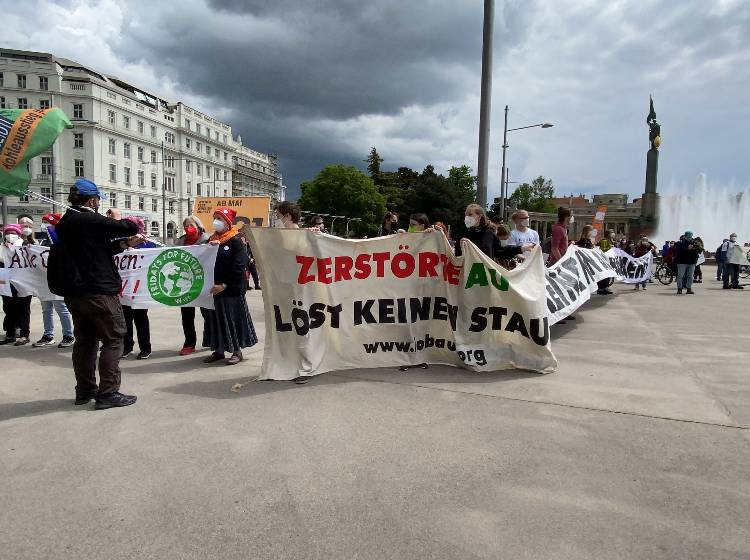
left=655, top=262, right=675, bottom=285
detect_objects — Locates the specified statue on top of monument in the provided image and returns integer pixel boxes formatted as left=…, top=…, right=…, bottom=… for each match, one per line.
left=647, top=95, right=661, bottom=150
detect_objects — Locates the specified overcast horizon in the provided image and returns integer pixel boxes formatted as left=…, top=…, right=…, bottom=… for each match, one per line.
left=6, top=0, right=750, bottom=201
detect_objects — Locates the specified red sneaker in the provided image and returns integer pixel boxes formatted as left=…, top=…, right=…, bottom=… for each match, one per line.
left=179, top=346, right=195, bottom=356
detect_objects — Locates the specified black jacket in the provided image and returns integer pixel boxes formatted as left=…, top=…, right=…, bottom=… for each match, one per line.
left=213, top=235, right=248, bottom=297
left=456, top=226, right=523, bottom=261
left=673, top=239, right=702, bottom=265
left=53, top=207, right=139, bottom=295
left=576, top=238, right=594, bottom=249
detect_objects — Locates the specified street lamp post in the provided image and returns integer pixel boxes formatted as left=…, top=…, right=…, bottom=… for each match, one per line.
left=499, top=108, right=553, bottom=222
left=476, top=0, right=495, bottom=209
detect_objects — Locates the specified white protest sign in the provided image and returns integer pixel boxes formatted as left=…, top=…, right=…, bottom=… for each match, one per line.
left=2, top=244, right=217, bottom=309
left=603, top=247, right=653, bottom=284
left=247, top=229, right=558, bottom=380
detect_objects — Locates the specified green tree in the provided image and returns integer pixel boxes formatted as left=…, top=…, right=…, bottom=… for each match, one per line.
left=507, top=175, right=556, bottom=214
left=447, top=165, right=477, bottom=200
left=365, top=147, right=383, bottom=184
left=298, top=164, right=386, bottom=236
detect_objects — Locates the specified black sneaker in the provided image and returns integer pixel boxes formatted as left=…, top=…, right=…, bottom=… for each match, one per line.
left=75, top=392, right=96, bottom=406
left=121, top=350, right=132, bottom=359
left=677, top=289, right=683, bottom=295
left=733, top=285, right=745, bottom=290
left=58, top=336, right=75, bottom=348
left=95, top=392, right=137, bottom=410
left=686, top=289, right=695, bottom=294
left=0, top=337, right=16, bottom=345
left=33, top=335, right=56, bottom=347
left=137, top=350, right=151, bottom=360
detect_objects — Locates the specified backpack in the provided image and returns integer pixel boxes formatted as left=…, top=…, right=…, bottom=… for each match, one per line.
left=46, top=243, right=86, bottom=297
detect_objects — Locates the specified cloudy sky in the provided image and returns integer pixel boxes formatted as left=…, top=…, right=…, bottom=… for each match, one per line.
left=6, top=0, right=750, bottom=200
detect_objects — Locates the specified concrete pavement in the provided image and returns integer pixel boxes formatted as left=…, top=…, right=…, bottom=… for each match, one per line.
left=1, top=269, right=749, bottom=559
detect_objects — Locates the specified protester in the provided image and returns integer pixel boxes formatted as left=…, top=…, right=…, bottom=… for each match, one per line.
left=633, top=236, right=657, bottom=291
left=576, top=225, right=595, bottom=249
left=32, top=213, right=75, bottom=348
left=432, top=221, right=454, bottom=251
left=408, top=213, right=430, bottom=232
left=18, top=214, right=36, bottom=246
left=662, top=240, right=670, bottom=258
left=309, top=215, right=328, bottom=234
left=120, top=216, right=157, bottom=360
left=716, top=239, right=729, bottom=282
left=202, top=207, right=258, bottom=366
left=595, top=230, right=615, bottom=295
left=723, top=233, right=745, bottom=290
left=549, top=207, right=573, bottom=265
left=673, top=231, right=702, bottom=295
left=275, top=201, right=301, bottom=229
left=509, top=209, right=540, bottom=259
left=175, top=216, right=210, bottom=355
left=455, top=204, right=531, bottom=261
left=496, top=224, right=519, bottom=269
left=693, top=236, right=705, bottom=283
left=379, top=212, right=400, bottom=236
left=1, top=224, right=32, bottom=345
left=50, top=179, right=144, bottom=409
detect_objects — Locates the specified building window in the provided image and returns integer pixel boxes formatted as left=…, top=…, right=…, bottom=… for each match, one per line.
left=123, top=115, right=130, bottom=129
left=108, top=110, right=116, bottom=125
left=197, top=183, right=202, bottom=195
left=123, top=143, right=131, bottom=159
left=187, top=181, right=192, bottom=195
left=150, top=125, right=157, bottom=138
left=152, top=199, right=158, bottom=212
left=138, top=121, right=144, bottom=134
left=138, top=196, right=145, bottom=211
left=196, top=163, right=202, bottom=176
left=41, top=157, right=52, bottom=175
left=108, top=138, right=116, bottom=154
left=214, top=148, right=219, bottom=158
left=185, top=118, right=191, bottom=130
left=138, top=170, right=145, bottom=187
left=18, top=98, right=28, bottom=109
left=110, top=192, right=117, bottom=208
left=206, top=127, right=210, bottom=138
left=151, top=173, right=157, bottom=189
left=165, top=156, right=175, bottom=170
left=196, top=142, right=202, bottom=152
left=206, top=144, right=210, bottom=155
left=0, top=72, right=3, bottom=87
left=196, top=124, right=201, bottom=135
left=206, top=166, right=211, bottom=179
left=223, top=170, right=228, bottom=181
left=39, top=99, right=50, bottom=110
left=186, top=138, right=191, bottom=149
left=124, top=167, right=131, bottom=184
left=185, top=160, right=192, bottom=172
left=169, top=200, right=175, bottom=213
left=72, top=104, right=83, bottom=119
left=223, top=134, right=227, bottom=144
left=137, top=146, right=144, bottom=162
left=151, top=150, right=157, bottom=164
left=124, top=194, right=131, bottom=209
left=0, top=97, right=5, bottom=108
left=151, top=221, right=159, bottom=237
left=73, top=133, right=84, bottom=149
left=74, top=159, right=84, bottom=177
left=109, top=164, right=117, bottom=182
left=164, top=132, right=175, bottom=144
left=223, top=152, right=227, bottom=161
left=39, top=76, right=49, bottom=91
left=17, top=74, right=27, bottom=88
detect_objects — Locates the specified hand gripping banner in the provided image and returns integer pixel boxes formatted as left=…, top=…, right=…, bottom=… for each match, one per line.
left=247, top=229, right=558, bottom=380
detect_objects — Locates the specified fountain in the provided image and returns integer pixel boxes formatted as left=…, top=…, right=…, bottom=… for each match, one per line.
left=655, top=174, right=750, bottom=250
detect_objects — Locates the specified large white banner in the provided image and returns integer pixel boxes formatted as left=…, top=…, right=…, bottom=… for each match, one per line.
left=603, top=247, right=654, bottom=284
left=0, top=244, right=217, bottom=309
left=248, top=229, right=558, bottom=380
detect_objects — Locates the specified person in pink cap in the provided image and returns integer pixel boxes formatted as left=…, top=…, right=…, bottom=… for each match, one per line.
left=1, top=224, right=32, bottom=345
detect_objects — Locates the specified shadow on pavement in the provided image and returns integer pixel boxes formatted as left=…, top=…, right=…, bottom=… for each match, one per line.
left=0, top=399, right=75, bottom=422
left=161, top=373, right=348, bottom=400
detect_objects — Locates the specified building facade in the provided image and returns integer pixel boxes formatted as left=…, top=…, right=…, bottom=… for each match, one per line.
left=0, top=48, right=284, bottom=239
left=232, top=142, right=284, bottom=200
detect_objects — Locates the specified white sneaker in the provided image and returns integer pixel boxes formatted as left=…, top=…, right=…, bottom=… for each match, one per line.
left=33, top=335, right=56, bottom=347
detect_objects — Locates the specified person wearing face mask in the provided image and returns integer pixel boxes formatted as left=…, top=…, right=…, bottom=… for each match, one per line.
left=30, top=213, right=75, bottom=348
left=722, top=233, right=745, bottom=290
left=175, top=215, right=210, bottom=355
left=455, top=204, right=530, bottom=261
left=495, top=224, right=520, bottom=269
left=672, top=231, right=702, bottom=295
left=202, top=207, right=258, bottom=366
left=1, top=224, right=33, bottom=346
left=380, top=212, right=401, bottom=236
left=633, top=236, right=657, bottom=291
left=49, top=179, right=146, bottom=409
left=593, top=230, right=615, bottom=295
left=509, top=209, right=540, bottom=259
left=17, top=215, right=37, bottom=247
left=408, top=213, right=430, bottom=233
left=576, top=225, right=596, bottom=249
left=274, top=201, right=301, bottom=229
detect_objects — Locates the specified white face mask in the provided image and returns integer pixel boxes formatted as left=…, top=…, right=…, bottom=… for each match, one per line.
left=730, top=236, right=737, bottom=242
left=464, top=215, right=477, bottom=228
left=274, top=218, right=285, bottom=228
left=499, top=238, right=508, bottom=247
left=212, top=219, right=226, bottom=232
left=520, top=218, right=530, bottom=227
left=5, top=234, right=19, bottom=245
left=22, top=227, right=33, bottom=237
left=589, top=233, right=597, bottom=240
left=568, top=216, right=575, bottom=224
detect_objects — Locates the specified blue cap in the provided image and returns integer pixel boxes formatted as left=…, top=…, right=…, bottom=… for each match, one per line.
left=684, top=230, right=693, bottom=239
left=73, top=178, right=107, bottom=199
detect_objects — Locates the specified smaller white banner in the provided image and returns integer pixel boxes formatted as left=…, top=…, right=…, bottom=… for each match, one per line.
left=603, top=248, right=654, bottom=284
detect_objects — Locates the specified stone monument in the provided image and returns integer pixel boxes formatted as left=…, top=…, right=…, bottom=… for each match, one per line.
left=632, top=96, right=661, bottom=237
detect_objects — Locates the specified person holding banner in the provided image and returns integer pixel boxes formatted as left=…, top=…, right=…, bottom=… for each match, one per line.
left=509, top=209, right=540, bottom=259
left=673, top=231, right=702, bottom=295
left=176, top=216, right=210, bottom=355
left=1, top=224, right=33, bottom=346
left=456, top=204, right=530, bottom=261
left=633, top=237, right=657, bottom=291
left=274, top=201, right=301, bottom=229
left=202, top=207, right=257, bottom=366
left=51, top=179, right=146, bottom=409
left=549, top=207, right=572, bottom=266
left=18, top=215, right=37, bottom=246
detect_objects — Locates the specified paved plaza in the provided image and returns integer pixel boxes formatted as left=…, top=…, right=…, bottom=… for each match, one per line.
left=1, top=267, right=749, bottom=560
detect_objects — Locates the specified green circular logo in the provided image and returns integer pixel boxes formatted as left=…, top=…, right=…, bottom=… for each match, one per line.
left=147, top=249, right=205, bottom=306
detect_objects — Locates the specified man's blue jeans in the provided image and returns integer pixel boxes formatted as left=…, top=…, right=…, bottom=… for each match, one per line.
left=42, top=300, right=74, bottom=338
left=676, top=264, right=695, bottom=289
left=716, top=261, right=726, bottom=281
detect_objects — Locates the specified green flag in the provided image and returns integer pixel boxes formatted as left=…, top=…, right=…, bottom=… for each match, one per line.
left=0, top=108, right=73, bottom=196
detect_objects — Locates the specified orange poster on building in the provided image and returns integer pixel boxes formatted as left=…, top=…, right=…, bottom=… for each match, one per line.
left=192, top=196, right=271, bottom=233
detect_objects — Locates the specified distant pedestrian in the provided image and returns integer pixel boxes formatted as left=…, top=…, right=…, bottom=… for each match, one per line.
left=723, top=233, right=745, bottom=290
left=1, top=224, right=32, bottom=346
left=715, top=239, right=728, bottom=281
left=549, top=207, right=572, bottom=265
left=673, top=231, right=702, bottom=295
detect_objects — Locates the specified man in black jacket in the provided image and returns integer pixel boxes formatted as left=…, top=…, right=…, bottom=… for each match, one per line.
left=52, top=179, right=145, bottom=409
